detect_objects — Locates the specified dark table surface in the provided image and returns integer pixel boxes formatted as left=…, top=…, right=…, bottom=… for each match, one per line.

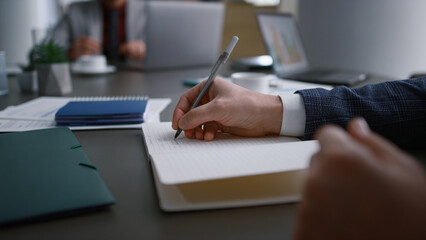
left=0, top=67, right=418, bottom=240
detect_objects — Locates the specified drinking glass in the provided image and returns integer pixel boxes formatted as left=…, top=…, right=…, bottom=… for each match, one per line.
left=0, top=51, right=8, bottom=95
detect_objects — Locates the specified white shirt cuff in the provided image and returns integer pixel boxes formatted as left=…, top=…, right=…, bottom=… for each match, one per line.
left=278, top=94, right=306, bottom=137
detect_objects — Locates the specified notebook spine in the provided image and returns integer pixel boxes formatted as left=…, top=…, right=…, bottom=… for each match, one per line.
left=72, top=96, right=148, bottom=101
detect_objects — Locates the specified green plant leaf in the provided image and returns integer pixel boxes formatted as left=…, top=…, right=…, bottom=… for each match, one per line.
left=33, top=40, right=68, bottom=64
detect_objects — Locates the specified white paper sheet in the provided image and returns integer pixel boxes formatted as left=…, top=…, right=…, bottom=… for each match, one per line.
left=142, top=122, right=318, bottom=185
left=0, top=97, right=171, bottom=132
left=0, top=97, right=69, bottom=121
left=143, top=122, right=299, bottom=154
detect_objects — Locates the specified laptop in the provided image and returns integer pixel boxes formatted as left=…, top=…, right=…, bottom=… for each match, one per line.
left=143, top=1, right=225, bottom=70
left=255, top=11, right=367, bottom=86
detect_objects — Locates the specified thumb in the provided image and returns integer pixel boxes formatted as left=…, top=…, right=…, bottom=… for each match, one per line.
left=348, top=118, right=405, bottom=160
left=315, top=124, right=353, bottom=152
left=178, top=102, right=220, bottom=130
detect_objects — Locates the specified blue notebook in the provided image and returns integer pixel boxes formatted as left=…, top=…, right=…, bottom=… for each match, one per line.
left=55, top=97, right=148, bottom=126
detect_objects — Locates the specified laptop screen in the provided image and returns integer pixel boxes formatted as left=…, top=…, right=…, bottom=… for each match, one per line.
left=256, top=12, right=309, bottom=75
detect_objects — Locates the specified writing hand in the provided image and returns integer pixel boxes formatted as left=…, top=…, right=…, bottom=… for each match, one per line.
left=172, top=77, right=283, bottom=141
left=294, top=118, right=426, bottom=240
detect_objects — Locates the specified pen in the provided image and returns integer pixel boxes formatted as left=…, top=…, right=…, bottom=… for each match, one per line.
left=174, top=36, right=239, bottom=139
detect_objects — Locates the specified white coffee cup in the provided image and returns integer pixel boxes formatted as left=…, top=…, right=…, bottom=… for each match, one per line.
left=75, top=54, right=108, bottom=71
left=231, top=72, right=272, bottom=93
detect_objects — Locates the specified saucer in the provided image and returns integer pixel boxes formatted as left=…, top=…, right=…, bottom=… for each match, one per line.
left=71, top=64, right=116, bottom=75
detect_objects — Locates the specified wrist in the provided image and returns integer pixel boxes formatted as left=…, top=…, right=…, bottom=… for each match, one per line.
left=260, top=94, right=283, bottom=135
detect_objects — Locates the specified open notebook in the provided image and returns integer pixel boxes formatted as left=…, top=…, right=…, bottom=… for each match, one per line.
left=142, top=122, right=319, bottom=211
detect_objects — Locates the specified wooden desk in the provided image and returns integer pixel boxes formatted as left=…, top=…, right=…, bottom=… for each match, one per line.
left=0, top=69, right=403, bottom=240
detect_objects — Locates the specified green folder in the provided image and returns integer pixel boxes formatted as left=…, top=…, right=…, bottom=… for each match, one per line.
left=0, top=128, right=115, bottom=225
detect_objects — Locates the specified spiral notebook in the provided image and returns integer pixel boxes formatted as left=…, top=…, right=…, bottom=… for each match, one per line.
left=55, top=96, right=149, bottom=126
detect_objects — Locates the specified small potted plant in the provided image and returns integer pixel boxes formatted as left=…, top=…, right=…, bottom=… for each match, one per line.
left=17, top=56, right=38, bottom=93
left=34, top=40, right=72, bottom=95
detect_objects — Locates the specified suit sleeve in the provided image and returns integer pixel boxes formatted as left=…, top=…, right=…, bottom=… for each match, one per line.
left=296, top=77, right=426, bottom=149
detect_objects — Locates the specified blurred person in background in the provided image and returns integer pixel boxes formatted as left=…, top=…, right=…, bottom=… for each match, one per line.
left=50, top=0, right=147, bottom=61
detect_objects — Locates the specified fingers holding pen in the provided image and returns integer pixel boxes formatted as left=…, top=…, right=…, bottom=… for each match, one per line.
left=182, top=122, right=219, bottom=141
left=172, top=34, right=238, bottom=139
left=172, top=81, right=208, bottom=130
left=178, top=100, right=222, bottom=131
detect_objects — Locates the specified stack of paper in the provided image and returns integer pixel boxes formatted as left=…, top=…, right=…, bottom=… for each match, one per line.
left=0, top=97, right=171, bottom=132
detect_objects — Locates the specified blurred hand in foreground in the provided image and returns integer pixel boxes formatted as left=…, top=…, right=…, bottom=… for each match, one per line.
left=294, top=118, right=426, bottom=240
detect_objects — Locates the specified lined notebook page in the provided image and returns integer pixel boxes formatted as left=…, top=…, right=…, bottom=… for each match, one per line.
left=142, top=122, right=299, bottom=155
left=142, top=122, right=319, bottom=185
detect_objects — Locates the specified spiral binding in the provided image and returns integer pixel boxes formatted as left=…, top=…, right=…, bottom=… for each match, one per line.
left=72, top=96, right=148, bottom=101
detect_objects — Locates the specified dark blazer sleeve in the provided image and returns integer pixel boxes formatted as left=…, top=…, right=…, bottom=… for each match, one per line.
left=296, top=77, right=426, bottom=149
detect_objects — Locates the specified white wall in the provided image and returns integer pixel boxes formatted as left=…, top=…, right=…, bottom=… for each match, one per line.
left=0, top=0, right=59, bottom=65
left=298, top=0, right=426, bottom=79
